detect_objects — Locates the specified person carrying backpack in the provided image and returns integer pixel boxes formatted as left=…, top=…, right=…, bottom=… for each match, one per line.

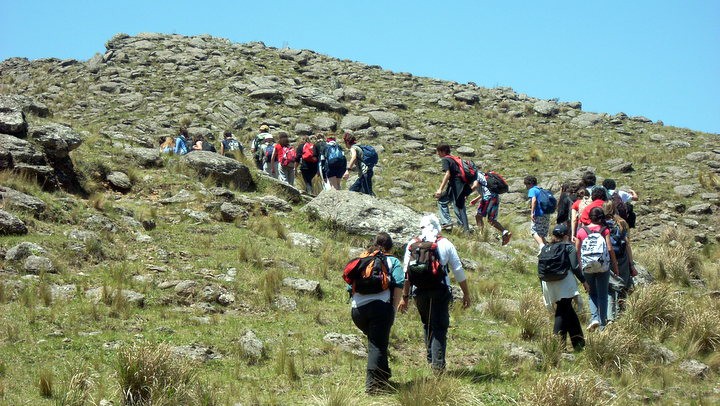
left=434, top=143, right=472, bottom=233
left=295, top=136, right=319, bottom=195
left=576, top=207, right=619, bottom=331
left=470, top=171, right=512, bottom=245
left=538, top=223, right=590, bottom=351
left=398, top=214, right=471, bottom=373
left=602, top=201, right=637, bottom=323
left=258, top=134, right=275, bottom=176
left=556, top=182, right=576, bottom=230
left=524, top=175, right=550, bottom=248
left=344, top=232, right=404, bottom=395
left=582, top=171, right=609, bottom=201
left=578, top=187, right=609, bottom=226
left=602, top=178, right=638, bottom=228
left=342, top=132, right=374, bottom=196
left=220, top=130, right=243, bottom=158
left=270, top=131, right=296, bottom=186
left=320, top=135, right=346, bottom=190
left=251, top=124, right=272, bottom=169
left=173, top=127, right=190, bottom=155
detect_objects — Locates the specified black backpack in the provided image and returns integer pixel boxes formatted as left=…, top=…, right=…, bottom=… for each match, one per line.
left=485, top=171, right=509, bottom=194
left=406, top=238, right=446, bottom=289
left=342, top=250, right=390, bottom=294
left=537, top=243, right=571, bottom=282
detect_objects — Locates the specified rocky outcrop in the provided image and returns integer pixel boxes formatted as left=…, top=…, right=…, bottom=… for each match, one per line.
left=181, top=151, right=255, bottom=192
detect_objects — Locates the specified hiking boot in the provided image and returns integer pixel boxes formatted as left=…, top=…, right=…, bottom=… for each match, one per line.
left=441, top=224, right=453, bottom=232
left=502, top=231, right=512, bottom=246
left=587, top=320, right=600, bottom=332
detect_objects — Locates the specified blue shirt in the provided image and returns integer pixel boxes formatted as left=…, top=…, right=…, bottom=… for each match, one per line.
left=528, top=186, right=545, bottom=217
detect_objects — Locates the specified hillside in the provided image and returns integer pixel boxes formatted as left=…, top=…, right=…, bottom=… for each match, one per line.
left=0, top=33, right=718, bottom=405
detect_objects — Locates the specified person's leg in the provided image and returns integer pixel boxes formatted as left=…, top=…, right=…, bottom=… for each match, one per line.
left=301, top=168, right=315, bottom=194
left=427, top=290, right=451, bottom=371
left=364, top=301, right=394, bottom=392
left=413, top=292, right=433, bottom=364
left=452, top=187, right=469, bottom=232
left=553, top=298, right=569, bottom=349
left=437, top=196, right=453, bottom=229
left=329, top=177, right=341, bottom=190
left=596, top=271, right=610, bottom=327
left=349, top=176, right=362, bottom=193
left=607, top=289, right=618, bottom=323
left=365, top=170, right=374, bottom=196
left=562, top=297, right=585, bottom=350
left=584, top=272, right=600, bottom=330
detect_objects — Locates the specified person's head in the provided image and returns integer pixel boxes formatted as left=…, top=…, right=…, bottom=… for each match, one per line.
left=314, top=133, right=324, bottom=142
left=436, top=143, right=451, bottom=156
left=560, top=182, right=571, bottom=194
left=589, top=207, right=605, bottom=225
left=259, top=124, right=270, bottom=132
left=264, top=133, right=274, bottom=142
left=582, top=171, right=596, bottom=188
left=373, top=232, right=393, bottom=253
left=277, top=131, right=290, bottom=146
left=602, top=178, right=616, bottom=190
left=575, top=188, right=588, bottom=199
left=343, top=132, right=356, bottom=146
left=224, top=131, right=232, bottom=139
left=591, top=186, right=607, bottom=201
left=180, top=127, right=188, bottom=137
left=551, top=223, right=569, bottom=243
left=419, top=214, right=441, bottom=241
left=524, top=175, right=538, bottom=189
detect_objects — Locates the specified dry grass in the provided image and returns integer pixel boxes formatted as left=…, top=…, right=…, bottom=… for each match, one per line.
left=57, top=369, right=96, bottom=406
left=682, top=299, right=720, bottom=355
left=525, top=372, right=608, bottom=406
left=584, top=323, right=642, bottom=375
left=623, top=284, right=684, bottom=331
left=397, top=375, right=480, bottom=406
left=516, top=290, right=549, bottom=341
left=38, top=369, right=53, bottom=398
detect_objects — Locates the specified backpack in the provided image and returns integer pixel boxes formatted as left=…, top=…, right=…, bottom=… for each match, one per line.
left=447, top=155, right=478, bottom=185
left=225, top=139, right=241, bottom=151
left=279, top=146, right=296, bottom=167
left=485, top=171, right=509, bottom=194
left=359, top=145, right=378, bottom=167
left=175, top=137, right=188, bottom=155
left=537, top=243, right=571, bottom=282
left=301, top=142, right=318, bottom=164
left=625, top=202, right=636, bottom=228
left=608, top=224, right=627, bottom=256
left=537, top=188, right=557, bottom=214
left=201, top=141, right=216, bottom=152
left=579, top=226, right=610, bottom=273
left=342, top=250, right=390, bottom=294
left=263, top=144, right=274, bottom=163
left=326, top=142, right=346, bottom=166
left=610, top=192, right=629, bottom=221
left=406, top=238, right=446, bottom=289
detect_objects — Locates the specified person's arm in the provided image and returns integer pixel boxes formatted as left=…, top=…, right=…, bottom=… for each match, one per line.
left=443, top=241, right=471, bottom=309
left=435, top=170, right=451, bottom=199
left=628, top=189, right=638, bottom=201
left=567, top=245, right=589, bottom=293
left=575, top=233, right=582, bottom=264
left=220, top=141, right=225, bottom=156
left=530, top=196, right=537, bottom=222
left=397, top=245, right=412, bottom=313
left=570, top=209, right=579, bottom=242
left=342, top=147, right=357, bottom=180
left=625, top=233, right=637, bottom=276
left=605, top=232, right=619, bottom=275
left=270, top=147, right=278, bottom=173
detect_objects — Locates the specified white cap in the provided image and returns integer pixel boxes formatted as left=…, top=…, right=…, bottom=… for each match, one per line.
left=419, top=214, right=441, bottom=241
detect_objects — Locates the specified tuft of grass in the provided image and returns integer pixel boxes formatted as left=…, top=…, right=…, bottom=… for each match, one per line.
left=484, top=293, right=514, bottom=322
left=538, top=332, right=564, bottom=370
left=584, top=325, right=641, bottom=375
left=274, top=342, right=301, bottom=383
left=529, top=148, right=544, bottom=162
left=698, top=171, right=720, bottom=191
left=397, top=375, right=478, bottom=406
left=248, top=215, right=288, bottom=240
left=516, top=290, right=548, bottom=341
left=38, top=369, right=53, bottom=398
left=57, top=369, right=96, bottom=406
left=310, top=384, right=361, bottom=406
left=636, top=228, right=702, bottom=286
left=623, top=284, right=684, bottom=331
left=507, top=255, right=528, bottom=275
left=260, top=268, right=283, bottom=304
left=525, top=372, right=606, bottom=406
left=682, top=300, right=720, bottom=355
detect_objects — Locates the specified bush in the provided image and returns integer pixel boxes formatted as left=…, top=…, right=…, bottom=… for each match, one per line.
left=584, top=324, right=641, bottom=375
left=683, top=299, right=720, bottom=355
left=623, top=284, right=684, bottom=331
left=525, top=372, right=606, bottom=406
left=516, top=290, right=549, bottom=341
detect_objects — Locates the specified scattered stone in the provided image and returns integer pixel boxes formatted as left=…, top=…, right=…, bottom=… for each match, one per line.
left=508, top=345, right=541, bottom=366
left=340, top=115, right=371, bottom=131
left=159, top=189, right=196, bottom=204
left=0, top=186, right=46, bottom=215
left=609, top=161, right=634, bottom=173
left=23, top=255, right=56, bottom=274
left=571, top=113, right=603, bottom=128
left=217, top=293, right=235, bottom=306
left=238, top=330, right=264, bottom=362
left=456, top=146, right=475, bottom=157
left=5, top=242, right=47, bottom=261
left=288, top=232, right=323, bottom=251
left=368, top=111, right=401, bottom=128
left=181, top=151, right=255, bottom=192
left=323, top=333, right=366, bottom=357
left=643, top=340, right=677, bottom=364
left=673, top=185, right=696, bottom=198
left=687, top=203, right=713, bottom=215
left=182, top=209, right=211, bottom=223
left=533, top=100, right=559, bottom=116
left=85, top=287, right=145, bottom=307
left=0, top=210, right=27, bottom=235
left=282, top=277, right=322, bottom=297
left=171, top=345, right=222, bottom=362
left=220, top=202, right=249, bottom=222
left=274, top=295, right=297, bottom=311
left=679, top=360, right=709, bottom=379
left=106, top=171, right=132, bottom=192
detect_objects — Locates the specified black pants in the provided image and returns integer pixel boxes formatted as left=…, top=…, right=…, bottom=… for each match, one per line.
left=351, top=300, right=394, bottom=392
left=414, top=289, right=452, bottom=371
left=554, top=297, right=584, bottom=350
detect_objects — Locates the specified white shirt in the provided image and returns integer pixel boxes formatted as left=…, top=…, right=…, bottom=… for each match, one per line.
left=607, top=189, right=633, bottom=203
left=402, top=236, right=466, bottom=286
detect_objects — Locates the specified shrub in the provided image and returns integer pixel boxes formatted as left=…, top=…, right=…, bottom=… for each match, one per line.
left=260, top=268, right=283, bottom=304
left=525, top=372, right=606, bottom=406
left=683, top=300, right=720, bottom=355
left=623, top=284, right=683, bottom=331
left=584, top=325, right=641, bottom=375
left=516, top=290, right=549, bottom=341
left=38, top=369, right=53, bottom=398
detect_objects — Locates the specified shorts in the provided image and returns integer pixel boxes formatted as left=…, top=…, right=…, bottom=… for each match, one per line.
left=476, top=195, right=499, bottom=222
left=531, top=215, right=550, bottom=237
left=326, top=162, right=345, bottom=179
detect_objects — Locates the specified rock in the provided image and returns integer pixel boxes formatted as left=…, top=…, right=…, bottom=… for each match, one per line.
left=217, top=293, right=235, bottom=306
left=313, top=116, right=337, bottom=131
left=124, top=147, right=162, bottom=167
left=0, top=94, right=50, bottom=118
left=609, top=161, right=634, bottom=173
left=456, top=146, right=475, bottom=157
left=220, top=202, right=249, bottom=222
left=0, top=210, right=27, bottom=235
left=170, top=345, right=222, bottom=362
left=0, top=186, right=46, bottom=215
left=248, top=88, right=283, bottom=101
left=238, top=330, right=264, bottom=362
left=666, top=140, right=690, bottom=149
left=368, top=111, right=401, bottom=128
left=304, top=190, right=421, bottom=245
left=643, top=340, right=677, bottom=364
left=673, top=185, right=696, bottom=198
left=679, top=360, right=709, bottom=379
left=181, top=151, right=255, bottom=192
left=85, top=287, right=145, bottom=307
left=508, top=345, right=541, bottom=366
left=454, top=91, right=480, bottom=104
left=0, top=109, right=27, bottom=136
left=183, top=209, right=211, bottom=223
left=274, top=295, right=297, bottom=311
left=294, top=123, right=313, bottom=135
left=5, top=242, right=47, bottom=261
left=282, top=277, right=322, bottom=297
left=29, top=123, right=83, bottom=159
left=23, top=255, right=56, bottom=274
left=296, top=87, right=348, bottom=113
left=340, top=115, right=371, bottom=131
left=288, top=232, right=323, bottom=252
left=323, top=333, right=366, bottom=357
left=571, top=113, right=603, bottom=128
left=173, top=280, right=198, bottom=296
left=107, top=171, right=132, bottom=192
left=686, top=152, right=712, bottom=162
left=404, top=141, right=424, bottom=151
left=85, top=214, right=117, bottom=233
left=633, top=264, right=654, bottom=286
left=159, top=189, right=196, bottom=204
left=256, top=174, right=303, bottom=204
left=533, top=100, right=559, bottom=116
left=51, top=284, right=77, bottom=301
left=687, top=203, right=713, bottom=215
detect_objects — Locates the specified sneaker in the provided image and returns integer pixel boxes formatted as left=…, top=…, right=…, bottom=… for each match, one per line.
left=441, top=224, right=453, bottom=231
left=587, top=320, right=600, bottom=332
left=501, top=231, right=512, bottom=246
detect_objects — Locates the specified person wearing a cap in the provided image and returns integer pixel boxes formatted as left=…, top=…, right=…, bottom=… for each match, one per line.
left=398, top=214, right=471, bottom=373
left=251, top=124, right=272, bottom=169
left=258, top=133, right=275, bottom=175
left=540, top=223, right=589, bottom=351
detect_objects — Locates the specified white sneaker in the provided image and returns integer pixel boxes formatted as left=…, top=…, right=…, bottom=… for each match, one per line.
left=587, top=320, right=600, bottom=332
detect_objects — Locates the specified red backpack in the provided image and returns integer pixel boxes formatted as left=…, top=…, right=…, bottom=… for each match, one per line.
left=447, top=155, right=477, bottom=185
left=301, top=142, right=318, bottom=163
left=343, top=250, right=390, bottom=294
left=279, top=146, right=296, bottom=167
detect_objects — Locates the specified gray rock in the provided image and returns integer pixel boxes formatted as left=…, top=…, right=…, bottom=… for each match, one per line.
left=643, top=340, right=677, bottom=364
left=571, top=113, right=604, bottom=127
left=182, top=151, right=255, bottom=192
left=282, top=277, right=322, bottom=297
left=679, top=360, right=709, bottom=379
left=666, top=140, right=690, bottom=149
left=340, top=115, right=371, bottom=131
left=687, top=203, right=713, bottom=215
left=454, top=91, right=480, bottom=104
left=85, top=287, right=145, bottom=307
left=673, top=185, right=696, bottom=198
left=238, top=330, right=264, bottom=362
left=29, top=123, right=83, bottom=159
left=173, top=280, right=198, bottom=296
left=304, top=190, right=421, bottom=245
left=85, top=214, right=117, bottom=233
left=51, top=284, right=77, bottom=301
left=633, top=264, right=654, bottom=286
left=368, top=111, right=401, bottom=128
left=124, top=147, right=162, bottom=167
left=5, top=242, right=47, bottom=261
left=274, top=295, right=297, bottom=311
left=294, top=123, right=313, bottom=135
left=256, top=173, right=303, bottom=204
left=404, top=141, right=424, bottom=151
left=533, top=100, right=559, bottom=116
left=288, top=232, right=323, bottom=251
left=107, top=171, right=132, bottom=191
left=183, top=209, right=211, bottom=223
left=0, top=110, right=27, bottom=136
left=508, top=345, right=541, bottom=366
left=0, top=186, right=46, bottom=215
left=609, top=161, right=634, bottom=173
left=170, top=345, right=222, bottom=362
left=313, top=116, right=337, bottom=131
left=248, top=88, right=284, bottom=101
left=0, top=210, right=27, bottom=235
left=323, top=333, right=366, bottom=357
left=23, top=255, right=56, bottom=274
left=0, top=94, right=50, bottom=118
left=220, top=202, right=249, bottom=222
left=160, top=189, right=196, bottom=204
left=217, top=292, right=235, bottom=306
left=456, top=146, right=476, bottom=157
left=296, top=87, right=348, bottom=113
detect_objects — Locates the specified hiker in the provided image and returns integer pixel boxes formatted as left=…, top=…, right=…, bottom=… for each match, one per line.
left=259, top=133, right=275, bottom=176
left=173, top=127, right=190, bottom=155
left=556, top=182, right=576, bottom=230
left=538, top=223, right=589, bottom=351
left=576, top=207, right=619, bottom=331
left=398, top=214, right=471, bottom=373
left=220, top=130, right=243, bottom=157
left=296, top=135, right=319, bottom=195
left=159, top=136, right=175, bottom=154
left=342, top=133, right=374, bottom=195
left=601, top=178, right=638, bottom=203
left=270, top=131, right=296, bottom=185
left=524, top=175, right=550, bottom=247
left=191, top=135, right=216, bottom=153
left=602, top=178, right=638, bottom=228
left=581, top=171, right=609, bottom=200
left=578, top=187, right=609, bottom=226
left=570, top=188, right=589, bottom=242
left=346, top=232, right=404, bottom=394
left=251, top=124, right=272, bottom=169
left=469, top=171, right=512, bottom=245
left=434, top=143, right=472, bottom=233
left=320, top=135, right=346, bottom=190
left=603, top=201, right=636, bottom=323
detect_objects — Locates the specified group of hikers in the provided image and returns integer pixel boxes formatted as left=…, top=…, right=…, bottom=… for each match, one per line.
left=343, top=144, right=641, bottom=394
left=160, top=127, right=244, bottom=157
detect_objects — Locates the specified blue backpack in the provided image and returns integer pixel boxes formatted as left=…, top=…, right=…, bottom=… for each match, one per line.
left=609, top=224, right=627, bottom=255
left=326, top=142, right=346, bottom=166
left=537, top=188, right=557, bottom=214
left=359, top=145, right=378, bottom=167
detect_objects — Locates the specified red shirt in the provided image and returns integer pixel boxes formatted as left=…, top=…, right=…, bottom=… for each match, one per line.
left=579, top=199, right=605, bottom=225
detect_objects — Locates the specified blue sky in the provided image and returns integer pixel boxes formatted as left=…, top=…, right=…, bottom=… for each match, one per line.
left=2, top=0, right=718, bottom=134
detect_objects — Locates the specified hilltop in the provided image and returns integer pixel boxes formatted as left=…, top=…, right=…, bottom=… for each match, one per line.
left=0, top=33, right=718, bottom=405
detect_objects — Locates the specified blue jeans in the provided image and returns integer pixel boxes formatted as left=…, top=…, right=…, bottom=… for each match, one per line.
left=414, top=289, right=452, bottom=371
left=437, top=183, right=469, bottom=232
left=349, top=169, right=374, bottom=196
left=584, top=270, right=610, bottom=326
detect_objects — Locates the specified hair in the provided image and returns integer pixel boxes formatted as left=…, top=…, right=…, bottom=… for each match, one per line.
left=343, top=132, right=356, bottom=146
left=224, top=130, right=232, bottom=138
left=436, top=143, right=451, bottom=154
left=602, top=178, right=616, bottom=190
left=550, top=234, right=565, bottom=244
left=560, top=182, right=571, bottom=193
left=277, top=131, right=290, bottom=147
left=588, top=207, right=606, bottom=225
left=373, top=232, right=393, bottom=252
left=591, top=187, right=607, bottom=201
left=582, top=171, right=596, bottom=188
left=160, top=137, right=174, bottom=149
left=603, top=201, right=628, bottom=232
left=575, top=188, right=588, bottom=199
left=179, top=127, right=189, bottom=137
left=524, top=175, right=538, bottom=187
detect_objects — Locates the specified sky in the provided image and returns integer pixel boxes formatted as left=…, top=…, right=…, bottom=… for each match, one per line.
left=1, top=1, right=718, bottom=134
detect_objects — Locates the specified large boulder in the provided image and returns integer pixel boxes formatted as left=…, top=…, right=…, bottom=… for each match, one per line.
left=368, top=111, right=402, bottom=128
left=533, top=100, right=559, bottom=116
left=181, top=151, right=255, bottom=192
left=0, top=186, right=46, bottom=215
left=296, top=87, right=348, bottom=114
left=303, top=190, right=422, bottom=244
left=340, top=115, right=371, bottom=131
left=0, top=210, right=27, bottom=235
left=0, top=109, right=27, bottom=136
left=28, top=123, right=83, bottom=159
